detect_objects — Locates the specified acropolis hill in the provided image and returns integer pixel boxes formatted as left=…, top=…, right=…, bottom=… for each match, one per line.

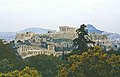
left=14, top=25, right=113, bottom=59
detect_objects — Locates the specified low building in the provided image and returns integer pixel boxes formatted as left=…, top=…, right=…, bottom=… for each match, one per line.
left=17, top=44, right=56, bottom=59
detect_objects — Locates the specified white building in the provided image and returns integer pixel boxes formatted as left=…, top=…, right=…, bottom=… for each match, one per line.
left=17, top=44, right=56, bottom=59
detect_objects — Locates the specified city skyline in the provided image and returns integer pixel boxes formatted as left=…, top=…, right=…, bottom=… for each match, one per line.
left=0, top=0, right=120, bottom=34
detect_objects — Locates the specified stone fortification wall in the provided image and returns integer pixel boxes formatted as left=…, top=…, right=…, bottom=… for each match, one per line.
left=40, top=32, right=77, bottom=40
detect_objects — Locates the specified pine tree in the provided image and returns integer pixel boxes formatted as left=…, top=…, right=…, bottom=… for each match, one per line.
left=73, top=24, right=95, bottom=54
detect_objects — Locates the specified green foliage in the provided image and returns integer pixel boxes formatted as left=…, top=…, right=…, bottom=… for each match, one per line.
left=0, top=40, right=16, bottom=60
left=117, top=48, right=120, bottom=54
left=0, top=40, right=61, bottom=77
left=73, top=24, right=94, bottom=54
left=0, top=59, right=15, bottom=72
left=57, top=46, right=120, bottom=77
left=24, top=55, right=62, bottom=77
left=107, top=48, right=120, bottom=55
left=0, top=67, right=42, bottom=77
left=0, top=39, right=24, bottom=72
left=1, top=38, right=120, bottom=77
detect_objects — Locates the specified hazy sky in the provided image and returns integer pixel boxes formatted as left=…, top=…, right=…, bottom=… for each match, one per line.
left=0, top=0, right=120, bottom=33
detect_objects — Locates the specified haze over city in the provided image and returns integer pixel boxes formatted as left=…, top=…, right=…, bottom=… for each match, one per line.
left=0, top=0, right=120, bottom=34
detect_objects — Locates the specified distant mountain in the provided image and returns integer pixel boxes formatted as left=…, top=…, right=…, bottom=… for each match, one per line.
left=18, top=27, right=50, bottom=34
left=0, top=27, right=51, bottom=42
left=87, top=24, right=120, bottom=47
left=86, top=24, right=104, bottom=34
left=86, top=24, right=120, bottom=41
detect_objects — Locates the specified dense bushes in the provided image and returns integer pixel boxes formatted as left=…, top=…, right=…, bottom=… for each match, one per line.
left=0, top=67, right=42, bottom=77
left=57, top=46, right=120, bottom=77
left=0, top=39, right=120, bottom=77
left=24, top=55, right=61, bottom=77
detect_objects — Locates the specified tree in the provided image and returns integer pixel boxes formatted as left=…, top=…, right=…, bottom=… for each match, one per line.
left=117, top=48, right=120, bottom=55
left=73, top=24, right=95, bottom=54
left=0, top=39, right=24, bottom=72
left=107, top=48, right=120, bottom=55
left=57, top=46, right=120, bottom=77
left=0, top=67, right=42, bottom=77
left=24, top=55, right=62, bottom=77
left=0, top=39, right=16, bottom=60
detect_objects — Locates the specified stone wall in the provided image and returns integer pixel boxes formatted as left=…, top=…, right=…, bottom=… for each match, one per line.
left=40, top=32, right=77, bottom=40
left=17, top=45, right=56, bottom=59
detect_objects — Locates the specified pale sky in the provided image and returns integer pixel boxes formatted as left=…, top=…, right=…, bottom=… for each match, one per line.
left=0, top=0, right=120, bottom=33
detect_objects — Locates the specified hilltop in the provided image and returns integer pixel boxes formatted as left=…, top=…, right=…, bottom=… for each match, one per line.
left=0, top=25, right=120, bottom=45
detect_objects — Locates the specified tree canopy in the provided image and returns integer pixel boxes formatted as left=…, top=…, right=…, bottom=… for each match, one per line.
left=73, top=24, right=95, bottom=54
left=24, top=55, right=62, bottom=77
left=0, top=67, right=42, bottom=77
left=57, top=46, right=120, bottom=77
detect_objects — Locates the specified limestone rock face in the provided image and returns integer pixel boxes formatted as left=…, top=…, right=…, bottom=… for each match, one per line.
left=86, top=24, right=104, bottom=34
left=15, top=32, right=36, bottom=42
